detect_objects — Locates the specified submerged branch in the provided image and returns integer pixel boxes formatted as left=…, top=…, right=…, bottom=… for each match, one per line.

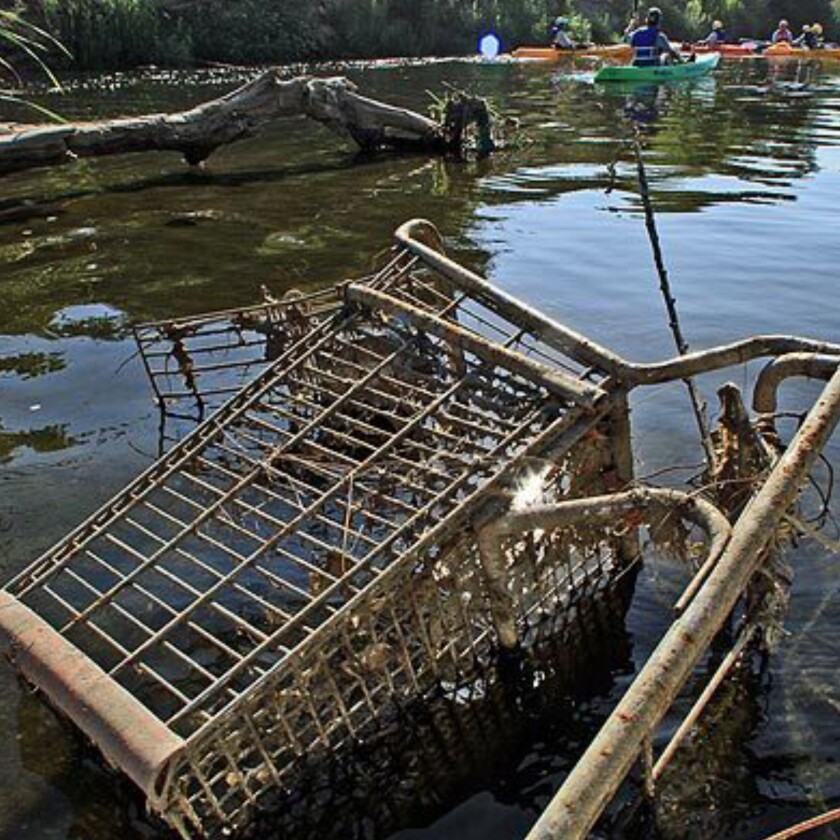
left=0, top=70, right=493, bottom=177
left=632, top=135, right=716, bottom=469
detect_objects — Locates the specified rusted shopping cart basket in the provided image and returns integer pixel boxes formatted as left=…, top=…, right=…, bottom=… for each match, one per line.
left=0, top=220, right=637, bottom=838
left=133, top=286, right=343, bottom=416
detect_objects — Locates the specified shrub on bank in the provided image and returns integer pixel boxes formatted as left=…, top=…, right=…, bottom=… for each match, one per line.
left=39, top=0, right=193, bottom=69
left=17, top=0, right=840, bottom=72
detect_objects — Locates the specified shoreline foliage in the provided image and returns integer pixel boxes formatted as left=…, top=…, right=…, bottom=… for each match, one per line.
left=3, top=0, right=840, bottom=72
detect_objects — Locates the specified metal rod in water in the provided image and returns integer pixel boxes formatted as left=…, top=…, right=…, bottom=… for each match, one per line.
left=633, top=135, right=716, bottom=468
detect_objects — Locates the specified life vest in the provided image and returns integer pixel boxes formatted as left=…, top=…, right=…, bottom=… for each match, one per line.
left=631, top=25, right=662, bottom=66
left=772, top=28, right=793, bottom=43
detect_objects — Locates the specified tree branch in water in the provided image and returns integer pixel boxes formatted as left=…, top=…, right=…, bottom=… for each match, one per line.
left=0, top=70, right=494, bottom=176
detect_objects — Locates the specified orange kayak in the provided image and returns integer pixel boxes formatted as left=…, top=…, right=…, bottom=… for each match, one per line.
left=763, top=42, right=840, bottom=60
left=511, top=44, right=632, bottom=62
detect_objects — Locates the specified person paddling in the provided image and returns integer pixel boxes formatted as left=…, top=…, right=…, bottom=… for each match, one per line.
left=625, top=7, right=680, bottom=67
left=771, top=19, right=793, bottom=44
left=795, top=23, right=822, bottom=49
left=811, top=23, right=826, bottom=48
left=549, top=17, right=575, bottom=50
left=700, top=20, right=727, bottom=46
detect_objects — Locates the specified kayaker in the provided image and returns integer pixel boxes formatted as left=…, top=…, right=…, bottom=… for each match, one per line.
left=793, top=23, right=813, bottom=50
left=796, top=23, right=824, bottom=49
left=771, top=19, right=794, bottom=44
left=623, top=15, right=643, bottom=40
left=626, top=7, right=680, bottom=67
left=812, top=23, right=826, bottom=47
left=700, top=20, right=727, bottom=46
left=549, top=17, right=575, bottom=50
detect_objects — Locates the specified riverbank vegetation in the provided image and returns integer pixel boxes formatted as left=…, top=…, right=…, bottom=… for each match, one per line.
left=4, top=0, right=840, bottom=72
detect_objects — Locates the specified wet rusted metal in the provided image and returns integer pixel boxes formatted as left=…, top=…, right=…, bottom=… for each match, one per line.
left=478, top=488, right=732, bottom=651
left=0, top=592, right=184, bottom=797
left=133, top=287, right=342, bottom=415
left=345, top=283, right=605, bottom=406
left=525, top=366, right=840, bottom=840
left=1, top=220, right=628, bottom=838
left=394, top=219, right=631, bottom=376
left=635, top=336, right=840, bottom=386
left=482, top=487, right=730, bottom=547
left=753, top=352, right=840, bottom=416
left=3, top=218, right=840, bottom=840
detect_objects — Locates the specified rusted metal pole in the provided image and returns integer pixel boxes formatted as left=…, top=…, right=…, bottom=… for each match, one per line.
left=482, top=489, right=730, bottom=547
left=759, top=807, right=840, bottom=840
left=634, top=338, right=840, bottom=385
left=477, top=488, right=731, bottom=650
left=753, top=353, right=840, bottom=415
left=477, top=529, right=520, bottom=650
left=525, top=366, right=840, bottom=840
left=753, top=354, right=839, bottom=446
left=394, top=221, right=632, bottom=377
left=394, top=221, right=840, bottom=387
left=607, top=397, right=641, bottom=563
left=345, top=284, right=605, bottom=407
left=652, top=624, right=756, bottom=780
left=0, top=592, right=184, bottom=797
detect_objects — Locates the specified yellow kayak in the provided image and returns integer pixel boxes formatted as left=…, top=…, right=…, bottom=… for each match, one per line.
left=764, top=42, right=840, bottom=60
left=511, top=44, right=632, bottom=62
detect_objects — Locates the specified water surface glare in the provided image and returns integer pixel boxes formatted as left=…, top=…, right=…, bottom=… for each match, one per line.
left=1, top=57, right=840, bottom=840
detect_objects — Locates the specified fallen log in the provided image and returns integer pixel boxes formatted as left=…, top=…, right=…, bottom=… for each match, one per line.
left=0, top=70, right=492, bottom=177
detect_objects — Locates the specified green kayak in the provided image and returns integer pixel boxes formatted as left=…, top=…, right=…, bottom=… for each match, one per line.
left=595, top=52, right=720, bottom=83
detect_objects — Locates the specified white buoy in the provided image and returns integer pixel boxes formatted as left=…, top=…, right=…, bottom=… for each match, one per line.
left=479, top=32, right=502, bottom=59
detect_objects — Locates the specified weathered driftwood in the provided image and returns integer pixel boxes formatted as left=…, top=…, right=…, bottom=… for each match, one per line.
left=0, top=70, right=489, bottom=176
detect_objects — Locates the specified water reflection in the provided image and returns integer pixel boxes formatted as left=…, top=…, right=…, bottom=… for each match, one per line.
left=244, top=585, right=636, bottom=840
left=622, top=83, right=669, bottom=126
left=0, top=425, right=76, bottom=463
left=2, top=683, right=151, bottom=839
left=2, top=62, right=839, bottom=335
left=0, top=352, right=65, bottom=380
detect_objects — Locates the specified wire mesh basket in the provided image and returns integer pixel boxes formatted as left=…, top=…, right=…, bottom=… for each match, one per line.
left=0, top=220, right=636, bottom=838
left=133, top=286, right=343, bottom=417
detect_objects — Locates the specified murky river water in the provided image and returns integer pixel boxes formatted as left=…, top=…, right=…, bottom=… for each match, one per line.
left=1, top=57, right=840, bottom=839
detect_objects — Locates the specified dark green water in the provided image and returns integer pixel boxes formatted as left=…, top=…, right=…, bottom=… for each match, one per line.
left=1, top=57, right=840, bottom=839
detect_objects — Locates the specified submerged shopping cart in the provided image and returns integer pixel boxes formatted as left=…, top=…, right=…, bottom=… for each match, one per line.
left=2, top=220, right=839, bottom=840
left=0, top=221, right=642, bottom=837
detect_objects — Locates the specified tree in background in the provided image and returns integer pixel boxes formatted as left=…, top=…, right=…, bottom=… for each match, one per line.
left=34, top=0, right=191, bottom=69
left=578, top=0, right=838, bottom=40
left=10, top=0, right=840, bottom=72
